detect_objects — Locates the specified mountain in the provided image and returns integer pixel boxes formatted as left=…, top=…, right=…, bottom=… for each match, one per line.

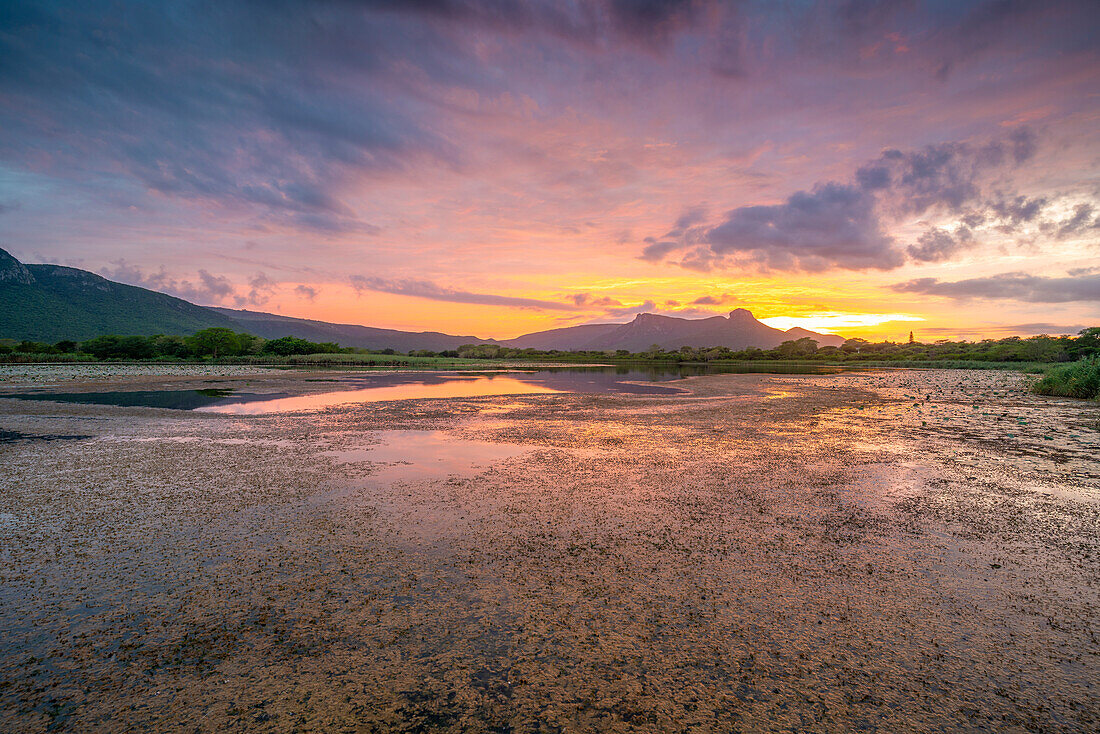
left=502, top=323, right=622, bottom=350
left=502, top=309, right=844, bottom=351
left=0, top=248, right=240, bottom=342
left=211, top=308, right=497, bottom=352
left=1, top=248, right=845, bottom=351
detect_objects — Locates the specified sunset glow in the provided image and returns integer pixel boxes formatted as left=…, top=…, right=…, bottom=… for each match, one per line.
left=1, top=1, right=1097, bottom=340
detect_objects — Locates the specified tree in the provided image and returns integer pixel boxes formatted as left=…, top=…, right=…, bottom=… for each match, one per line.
left=16, top=340, right=53, bottom=353
left=260, top=336, right=341, bottom=356
left=841, top=338, right=868, bottom=354
left=908, top=331, right=915, bottom=344
left=185, top=328, right=241, bottom=358
left=777, top=337, right=818, bottom=358
left=1071, top=327, right=1100, bottom=358
left=81, top=335, right=155, bottom=359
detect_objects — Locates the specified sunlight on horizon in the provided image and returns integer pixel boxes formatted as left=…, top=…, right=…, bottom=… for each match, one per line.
left=759, top=313, right=927, bottom=335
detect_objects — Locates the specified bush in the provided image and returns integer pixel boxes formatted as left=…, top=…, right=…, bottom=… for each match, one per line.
left=81, top=334, right=156, bottom=359
left=260, top=336, right=342, bottom=356
left=1032, top=358, right=1100, bottom=400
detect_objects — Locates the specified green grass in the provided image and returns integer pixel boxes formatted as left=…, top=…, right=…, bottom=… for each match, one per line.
left=0, top=353, right=89, bottom=363
left=1031, top=358, right=1100, bottom=400
left=217, top=352, right=513, bottom=367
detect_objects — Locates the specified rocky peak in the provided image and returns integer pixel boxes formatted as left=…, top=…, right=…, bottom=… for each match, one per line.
left=728, top=308, right=756, bottom=322
left=0, top=247, right=35, bottom=285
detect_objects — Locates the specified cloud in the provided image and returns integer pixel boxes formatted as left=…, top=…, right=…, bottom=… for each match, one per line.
left=639, top=238, right=683, bottom=262
left=705, top=182, right=902, bottom=271
left=856, top=134, right=1038, bottom=217
left=3, top=0, right=1097, bottom=325
left=0, top=1, right=451, bottom=234
left=1055, top=203, right=1100, bottom=238
left=691, top=293, right=738, bottom=306
left=642, top=129, right=1044, bottom=272
left=295, top=284, right=319, bottom=301
left=349, top=275, right=582, bottom=310
left=891, top=272, right=1100, bottom=303
left=100, top=261, right=235, bottom=304
left=907, top=226, right=975, bottom=263
left=237, top=273, right=277, bottom=307
left=572, top=292, right=623, bottom=307
left=986, top=195, right=1047, bottom=228
left=918, top=323, right=1093, bottom=338
left=602, top=299, right=658, bottom=318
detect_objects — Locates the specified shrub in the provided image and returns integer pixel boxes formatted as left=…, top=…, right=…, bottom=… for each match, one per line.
left=1031, top=358, right=1100, bottom=400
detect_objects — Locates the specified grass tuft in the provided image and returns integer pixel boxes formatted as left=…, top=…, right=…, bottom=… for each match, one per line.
left=1031, top=357, right=1100, bottom=400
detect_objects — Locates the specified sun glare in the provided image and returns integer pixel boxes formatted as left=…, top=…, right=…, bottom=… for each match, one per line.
left=759, top=313, right=926, bottom=334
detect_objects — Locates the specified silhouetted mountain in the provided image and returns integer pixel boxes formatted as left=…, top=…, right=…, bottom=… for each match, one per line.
left=502, top=308, right=844, bottom=351
left=0, top=248, right=239, bottom=342
left=502, top=323, right=622, bottom=350
left=210, top=308, right=497, bottom=352
left=1, top=248, right=845, bottom=351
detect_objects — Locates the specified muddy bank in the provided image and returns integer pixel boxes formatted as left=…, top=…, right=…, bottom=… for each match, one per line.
left=0, top=369, right=1097, bottom=732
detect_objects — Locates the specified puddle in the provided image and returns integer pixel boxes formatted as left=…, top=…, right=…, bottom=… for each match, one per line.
left=198, top=376, right=563, bottom=414
left=0, top=366, right=845, bottom=415
left=327, top=430, right=529, bottom=483
left=0, top=389, right=283, bottom=411
left=0, top=429, right=92, bottom=444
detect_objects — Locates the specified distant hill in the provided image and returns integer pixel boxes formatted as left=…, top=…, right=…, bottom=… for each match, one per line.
left=1, top=248, right=845, bottom=350
left=211, top=308, right=498, bottom=352
left=502, top=323, right=622, bottom=350
left=0, top=248, right=239, bottom=342
left=502, top=309, right=845, bottom=351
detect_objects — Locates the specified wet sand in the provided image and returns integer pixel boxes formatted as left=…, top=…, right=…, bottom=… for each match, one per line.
left=1, top=368, right=1097, bottom=732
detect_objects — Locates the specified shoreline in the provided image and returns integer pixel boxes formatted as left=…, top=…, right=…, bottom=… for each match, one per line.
left=1, top=368, right=1097, bottom=730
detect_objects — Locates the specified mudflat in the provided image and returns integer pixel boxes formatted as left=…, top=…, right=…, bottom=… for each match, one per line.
left=1, top=367, right=1097, bottom=732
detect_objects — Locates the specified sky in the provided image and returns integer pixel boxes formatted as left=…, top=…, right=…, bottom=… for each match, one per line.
left=1, top=0, right=1098, bottom=341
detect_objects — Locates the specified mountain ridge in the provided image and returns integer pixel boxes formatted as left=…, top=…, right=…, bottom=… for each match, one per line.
left=1, top=249, right=241, bottom=342
left=1, top=248, right=846, bottom=351
left=508, top=308, right=844, bottom=352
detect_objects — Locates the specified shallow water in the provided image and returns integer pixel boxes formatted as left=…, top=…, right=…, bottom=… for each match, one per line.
left=1, top=388, right=255, bottom=410
left=2, top=367, right=697, bottom=413
left=326, top=429, right=530, bottom=483
left=1, top=368, right=1097, bottom=732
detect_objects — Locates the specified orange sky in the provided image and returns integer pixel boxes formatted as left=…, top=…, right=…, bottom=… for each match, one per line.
left=3, top=1, right=1097, bottom=341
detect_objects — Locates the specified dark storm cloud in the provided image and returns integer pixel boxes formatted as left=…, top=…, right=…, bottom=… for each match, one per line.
left=891, top=272, right=1100, bottom=303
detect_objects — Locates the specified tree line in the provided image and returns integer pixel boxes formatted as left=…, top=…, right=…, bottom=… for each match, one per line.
left=445, top=328, right=1100, bottom=363
left=2, top=326, right=1098, bottom=363
left=0, top=328, right=351, bottom=360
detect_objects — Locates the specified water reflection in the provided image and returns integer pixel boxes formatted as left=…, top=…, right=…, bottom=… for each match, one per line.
left=199, top=375, right=563, bottom=415
left=0, top=389, right=278, bottom=411
left=1, top=364, right=851, bottom=413
left=327, top=430, right=529, bottom=483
